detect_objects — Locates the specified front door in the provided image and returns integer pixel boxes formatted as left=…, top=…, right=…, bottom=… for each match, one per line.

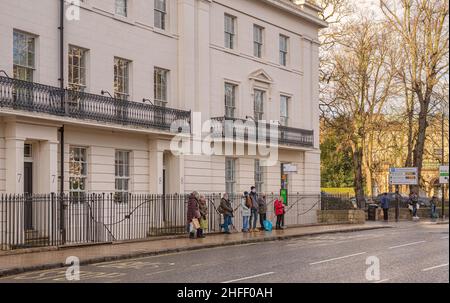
left=24, top=162, right=33, bottom=230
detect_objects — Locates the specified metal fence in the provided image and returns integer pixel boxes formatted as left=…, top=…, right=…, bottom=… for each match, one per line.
left=0, top=193, right=321, bottom=251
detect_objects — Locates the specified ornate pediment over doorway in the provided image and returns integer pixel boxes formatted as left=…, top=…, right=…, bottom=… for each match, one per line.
left=248, top=69, right=274, bottom=84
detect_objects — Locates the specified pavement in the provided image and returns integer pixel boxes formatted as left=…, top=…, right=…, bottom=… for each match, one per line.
left=0, top=221, right=447, bottom=283
left=0, top=222, right=393, bottom=278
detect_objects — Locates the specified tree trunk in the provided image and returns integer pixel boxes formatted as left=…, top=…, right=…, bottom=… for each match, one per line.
left=352, top=144, right=365, bottom=208
left=412, top=96, right=430, bottom=194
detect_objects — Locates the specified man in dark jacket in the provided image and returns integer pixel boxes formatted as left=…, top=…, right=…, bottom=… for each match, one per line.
left=249, top=186, right=259, bottom=232
left=187, top=191, right=200, bottom=239
left=380, top=193, right=389, bottom=221
left=258, top=194, right=267, bottom=230
left=219, top=193, right=233, bottom=234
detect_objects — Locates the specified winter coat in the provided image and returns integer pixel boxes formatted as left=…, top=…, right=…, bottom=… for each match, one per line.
left=250, top=192, right=259, bottom=210
left=187, top=194, right=200, bottom=223
left=380, top=196, right=389, bottom=209
left=198, top=198, right=208, bottom=220
left=274, top=199, right=285, bottom=216
left=220, top=197, right=234, bottom=217
left=241, top=197, right=251, bottom=217
left=258, top=197, right=267, bottom=214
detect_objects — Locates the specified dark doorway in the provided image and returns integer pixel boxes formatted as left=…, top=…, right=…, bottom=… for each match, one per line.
left=24, top=162, right=33, bottom=230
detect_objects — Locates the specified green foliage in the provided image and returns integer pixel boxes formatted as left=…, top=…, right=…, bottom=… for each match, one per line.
left=320, top=132, right=354, bottom=188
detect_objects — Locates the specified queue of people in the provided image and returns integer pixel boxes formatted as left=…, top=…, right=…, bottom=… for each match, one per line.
left=186, top=187, right=286, bottom=239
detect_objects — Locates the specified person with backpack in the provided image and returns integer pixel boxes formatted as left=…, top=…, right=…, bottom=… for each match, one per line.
left=241, top=191, right=251, bottom=232
left=249, top=186, right=259, bottom=232
left=274, top=197, right=285, bottom=230
left=258, top=193, right=267, bottom=231
left=187, top=191, right=201, bottom=239
left=219, top=193, right=233, bottom=234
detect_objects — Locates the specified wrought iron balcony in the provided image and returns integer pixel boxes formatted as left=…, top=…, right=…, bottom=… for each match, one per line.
left=210, top=116, right=314, bottom=148
left=0, top=76, right=191, bottom=133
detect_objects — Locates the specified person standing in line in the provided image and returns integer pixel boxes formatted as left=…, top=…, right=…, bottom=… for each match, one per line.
left=219, top=193, right=234, bottom=234
left=409, top=192, right=419, bottom=219
left=187, top=191, right=201, bottom=239
left=430, top=195, right=438, bottom=219
left=249, top=186, right=259, bottom=232
left=380, top=193, right=390, bottom=222
left=274, top=197, right=285, bottom=230
left=241, top=191, right=251, bottom=232
left=197, top=195, right=208, bottom=238
left=258, top=193, right=267, bottom=231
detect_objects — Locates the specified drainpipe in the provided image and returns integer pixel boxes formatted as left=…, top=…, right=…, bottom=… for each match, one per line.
left=59, top=0, right=66, bottom=244
left=59, top=0, right=65, bottom=195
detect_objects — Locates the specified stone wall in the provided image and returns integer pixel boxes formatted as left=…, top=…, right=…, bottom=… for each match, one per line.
left=317, top=210, right=365, bottom=224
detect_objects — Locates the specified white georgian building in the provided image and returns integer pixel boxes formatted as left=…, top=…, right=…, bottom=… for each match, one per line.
left=0, top=0, right=325, bottom=209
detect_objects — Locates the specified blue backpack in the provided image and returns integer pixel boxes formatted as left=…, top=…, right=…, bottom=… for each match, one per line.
left=263, top=220, right=273, bottom=232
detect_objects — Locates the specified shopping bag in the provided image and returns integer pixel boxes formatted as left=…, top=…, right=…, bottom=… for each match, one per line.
left=200, top=218, right=208, bottom=230
left=192, top=218, right=201, bottom=230
left=263, top=220, right=273, bottom=232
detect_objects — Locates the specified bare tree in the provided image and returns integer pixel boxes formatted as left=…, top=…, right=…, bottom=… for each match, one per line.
left=380, top=0, right=449, bottom=192
left=322, top=18, right=398, bottom=204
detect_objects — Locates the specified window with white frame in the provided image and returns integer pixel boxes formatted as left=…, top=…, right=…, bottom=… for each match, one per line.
left=280, top=95, right=290, bottom=126
left=253, top=25, right=263, bottom=58
left=224, top=14, right=236, bottom=49
left=279, top=35, right=289, bottom=66
left=254, top=89, right=265, bottom=121
left=115, top=0, right=127, bottom=17
left=13, top=31, right=35, bottom=82
left=69, top=147, right=87, bottom=202
left=224, top=83, right=236, bottom=118
left=154, top=0, right=167, bottom=30
left=254, top=159, right=264, bottom=193
left=225, top=158, right=236, bottom=194
left=154, top=67, right=168, bottom=107
left=114, top=57, right=130, bottom=100
left=115, top=150, right=130, bottom=202
left=68, top=46, right=87, bottom=91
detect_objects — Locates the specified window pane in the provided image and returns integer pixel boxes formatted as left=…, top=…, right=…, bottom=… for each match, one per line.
left=115, top=0, right=127, bottom=16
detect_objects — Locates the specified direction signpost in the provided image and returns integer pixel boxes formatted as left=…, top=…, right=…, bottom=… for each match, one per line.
left=389, top=167, right=419, bottom=221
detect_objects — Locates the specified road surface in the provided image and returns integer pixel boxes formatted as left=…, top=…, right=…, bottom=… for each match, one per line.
left=1, top=222, right=448, bottom=283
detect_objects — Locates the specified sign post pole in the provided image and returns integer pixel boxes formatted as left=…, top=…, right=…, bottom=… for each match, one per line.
left=395, top=185, right=400, bottom=222
left=439, top=165, right=449, bottom=220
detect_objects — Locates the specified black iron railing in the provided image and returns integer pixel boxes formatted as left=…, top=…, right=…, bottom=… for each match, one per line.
left=0, top=193, right=320, bottom=250
left=210, top=116, right=314, bottom=147
left=0, top=76, right=191, bottom=132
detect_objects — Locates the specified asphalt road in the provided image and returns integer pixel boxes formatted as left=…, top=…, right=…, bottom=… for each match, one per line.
left=1, top=222, right=448, bottom=283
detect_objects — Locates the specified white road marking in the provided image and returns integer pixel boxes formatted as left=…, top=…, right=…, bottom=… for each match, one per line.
left=145, top=269, right=176, bottom=276
left=422, top=263, right=449, bottom=272
left=388, top=241, right=426, bottom=249
left=374, top=279, right=390, bottom=283
left=222, top=272, right=275, bottom=283
left=441, top=236, right=449, bottom=239
left=309, top=252, right=367, bottom=265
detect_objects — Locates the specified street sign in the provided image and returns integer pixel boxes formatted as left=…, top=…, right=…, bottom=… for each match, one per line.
left=389, top=167, right=418, bottom=185
left=283, top=163, right=297, bottom=173
left=440, top=165, right=449, bottom=184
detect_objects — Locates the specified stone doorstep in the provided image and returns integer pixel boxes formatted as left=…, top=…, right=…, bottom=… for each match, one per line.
left=0, top=224, right=392, bottom=278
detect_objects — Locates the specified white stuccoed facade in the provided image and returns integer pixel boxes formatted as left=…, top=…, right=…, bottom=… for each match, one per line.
left=0, top=0, right=325, bottom=210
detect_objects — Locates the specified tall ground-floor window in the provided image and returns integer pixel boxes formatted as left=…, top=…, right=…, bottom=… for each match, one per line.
left=69, top=146, right=87, bottom=202
left=255, top=159, right=264, bottom=193
left=115, top=150, right=130, bottom=202
left=225, top=157, right=236, bottom=194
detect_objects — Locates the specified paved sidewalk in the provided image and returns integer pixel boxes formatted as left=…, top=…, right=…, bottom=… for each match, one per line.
left=0, top=222, right=392, bottom=277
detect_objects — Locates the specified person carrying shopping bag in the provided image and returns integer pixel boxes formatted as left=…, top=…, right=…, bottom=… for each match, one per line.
left=197, top=195, right=208, bottom=238
left=187, top=191, right=201, bottom=239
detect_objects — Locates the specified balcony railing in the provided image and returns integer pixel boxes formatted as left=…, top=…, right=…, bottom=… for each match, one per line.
left=210, top=116, right=314, bottom=148
left=0, top=76, right=191, bottom=132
